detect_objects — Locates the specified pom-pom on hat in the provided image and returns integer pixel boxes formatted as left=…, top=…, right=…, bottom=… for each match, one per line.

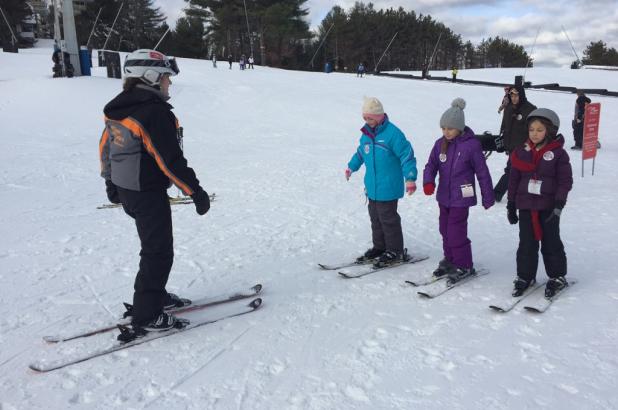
left=362, top=97, right=384, bottom=115
left=439, top=98, right=466, bottom=131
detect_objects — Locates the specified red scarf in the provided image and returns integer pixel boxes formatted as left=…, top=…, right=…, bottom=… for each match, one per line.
left=510, top=139, right=561, bottom=241
left=510, top=139, right=561, bottom=172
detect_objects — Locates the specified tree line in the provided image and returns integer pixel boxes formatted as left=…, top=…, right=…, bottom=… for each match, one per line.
left=580, top=40, right=618, bottom=67
left=2, top=1, right=616, bottom=70
left=72, top=0, right=530, bottom=71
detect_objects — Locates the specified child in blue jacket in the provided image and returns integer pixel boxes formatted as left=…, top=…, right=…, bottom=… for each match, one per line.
left=345, top=97, right=418, bottom=267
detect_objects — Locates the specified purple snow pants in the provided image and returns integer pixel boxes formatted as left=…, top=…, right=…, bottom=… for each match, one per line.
left=439, top=205, right=472, bottom=269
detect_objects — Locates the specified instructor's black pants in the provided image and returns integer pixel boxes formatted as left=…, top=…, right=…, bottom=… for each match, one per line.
left=516, top=209, right=567, bottom=281
left=118, top=187, right=173, bottom=326
left=368, top=199, right=404, bottom=253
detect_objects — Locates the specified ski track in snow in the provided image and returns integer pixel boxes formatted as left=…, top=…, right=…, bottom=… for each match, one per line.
left=1, top=42, right=618, bottom=409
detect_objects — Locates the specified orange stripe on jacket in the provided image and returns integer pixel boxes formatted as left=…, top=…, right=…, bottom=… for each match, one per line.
left=117, top=117, right=194, bottom=196
left=98, top=128, right=110, bottom=173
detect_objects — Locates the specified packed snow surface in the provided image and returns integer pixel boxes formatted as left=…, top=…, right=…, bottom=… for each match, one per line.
left=1, top=44, right=618, bottom=409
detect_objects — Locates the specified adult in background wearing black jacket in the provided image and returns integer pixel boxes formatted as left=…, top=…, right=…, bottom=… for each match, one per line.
left=493, top=84, right=536, bottom=202
left=571, top=90, right=591, bottom=150
left=99, top=49, right=211, bottom=339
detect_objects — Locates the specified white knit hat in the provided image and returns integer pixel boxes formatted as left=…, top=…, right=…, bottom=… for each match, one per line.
left=362, top=97, right=384, bottom=115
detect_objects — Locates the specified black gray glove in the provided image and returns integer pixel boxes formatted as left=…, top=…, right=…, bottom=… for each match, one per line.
left=191, top=188, right=210, bottom=215
left=105, top=180, right=120, bottom=204
left=545, top=199, right=565, bottom=223
left=495, top=133, right=505, bottom=153
left=507, top=201, right=518, bottom=225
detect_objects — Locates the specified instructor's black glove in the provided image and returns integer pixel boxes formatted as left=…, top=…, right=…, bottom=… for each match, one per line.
left=105, top=180, right=120, bottom=204
left=507, top=201, right=518, bottom=225
left=192, top=188, right=210, bottom=215
left=545, top=199, right=566, bottom=223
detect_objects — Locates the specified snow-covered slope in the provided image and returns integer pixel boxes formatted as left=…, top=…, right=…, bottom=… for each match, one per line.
left=1, top=45, right=617, bottom=410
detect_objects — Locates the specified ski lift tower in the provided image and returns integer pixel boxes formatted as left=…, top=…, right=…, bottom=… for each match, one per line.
left=54, top=0, right=82, bottom=76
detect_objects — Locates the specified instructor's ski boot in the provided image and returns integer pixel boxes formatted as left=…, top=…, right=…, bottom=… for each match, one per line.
left=512, top=277, right=535, bottom=297
left=163, top=292, right=191, bottom=310
left=433, top=259, right=454, bottom=278
left=545, top=276, right=568, bottom=298
left=122, top=293, right=191, bottom=319
left=373, top=249, right=407, bottom=269
left=447, top=267, right=476, bottom=285
left=118, top=312, right=190, bottom=342
left=142, top=312, right=188, bottom=332
left=356, top=247, right=385, bottom=263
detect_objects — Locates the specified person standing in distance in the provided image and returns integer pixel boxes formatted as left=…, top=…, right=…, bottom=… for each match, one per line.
left=571, top=90, right=591, bottom=150
left=99, top=49, right=211, bottom=338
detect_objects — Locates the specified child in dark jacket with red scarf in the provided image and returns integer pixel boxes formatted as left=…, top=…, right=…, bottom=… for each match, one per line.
left=507, top=108, right=573, bottom=298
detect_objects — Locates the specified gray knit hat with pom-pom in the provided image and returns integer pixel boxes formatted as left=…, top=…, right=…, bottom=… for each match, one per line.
left=440, top=98, right=466, bottom=131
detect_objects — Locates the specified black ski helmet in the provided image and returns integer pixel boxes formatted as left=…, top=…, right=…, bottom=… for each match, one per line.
left=527, top=108, right=560, bottom=138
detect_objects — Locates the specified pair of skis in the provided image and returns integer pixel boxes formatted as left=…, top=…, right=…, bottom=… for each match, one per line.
left=319, top=255, right=487, bottom=297
left=31, top=284, right=263, bottom=372
left=320, top=255, right=576, bottom=313
left=489, top=280, right=577, bottom=313
left=318, top=254, right=429, bottom=279
left=97, top=193, right=217, bottom=210
left=405, top=268, right=489, bottom=298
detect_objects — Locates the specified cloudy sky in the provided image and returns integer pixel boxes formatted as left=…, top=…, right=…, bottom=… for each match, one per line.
left=154, top=0, right=618, bottom=67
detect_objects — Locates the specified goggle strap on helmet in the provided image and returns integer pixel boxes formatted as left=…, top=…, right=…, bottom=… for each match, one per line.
left=124, top=58, right=179, bottom=75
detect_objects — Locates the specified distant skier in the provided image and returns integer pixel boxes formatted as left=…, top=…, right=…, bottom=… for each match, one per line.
left=451, top=66, right=458, bottom=82
left=52, top=44, right=62, bottom=78
left=345, top=97, right=418, bottom=268
left=571, top=90, right=590, bottom=150
left=248, top=55, right=254, bottom=69
left=357, top=63, right=365, bottom=77
left=212, top=53, right=217, bottom=68
left=506, top=108, right=573, bottom=298
left=239, top=54, right=246, bottom=70
left=228, top=54, right=233, bottom=69
left=423, top=98, right=494, bottom=282
left=493, top=84, right=536, bottom=202
left=99, top=49, right=211, bottom=338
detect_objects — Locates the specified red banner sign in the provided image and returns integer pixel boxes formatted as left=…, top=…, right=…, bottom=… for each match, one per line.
left=582, top=102, right=601, bottom=160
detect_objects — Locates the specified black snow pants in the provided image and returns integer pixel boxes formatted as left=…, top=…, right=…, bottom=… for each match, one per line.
left=573, top=122, right=584, bottom=148
left=516, top=209, right=567, bottom=281
left=368, top=199, right=404, bottom=253
left=118, top=187, right=174, bottom=326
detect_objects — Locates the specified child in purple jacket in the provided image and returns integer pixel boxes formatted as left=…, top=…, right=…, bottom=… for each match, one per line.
left=423, top=98, right=495, bottom=282
left=507, top=108, right=573, bottom=298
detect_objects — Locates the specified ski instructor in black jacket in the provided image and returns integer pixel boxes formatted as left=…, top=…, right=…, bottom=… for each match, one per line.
left=493, top=84, right=536, bottom=202
left=99, top=49, right=210, bottom=338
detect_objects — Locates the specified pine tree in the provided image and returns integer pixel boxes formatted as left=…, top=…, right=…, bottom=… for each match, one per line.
left=0, top=0, right=30, bottom=46
left=165, top=17, right=206, bottom=59
left=582, top=40, right=618, bottom=66
left=75, top=0, right=166, bottom=51
left=189, top=0, right=310, bottom=68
